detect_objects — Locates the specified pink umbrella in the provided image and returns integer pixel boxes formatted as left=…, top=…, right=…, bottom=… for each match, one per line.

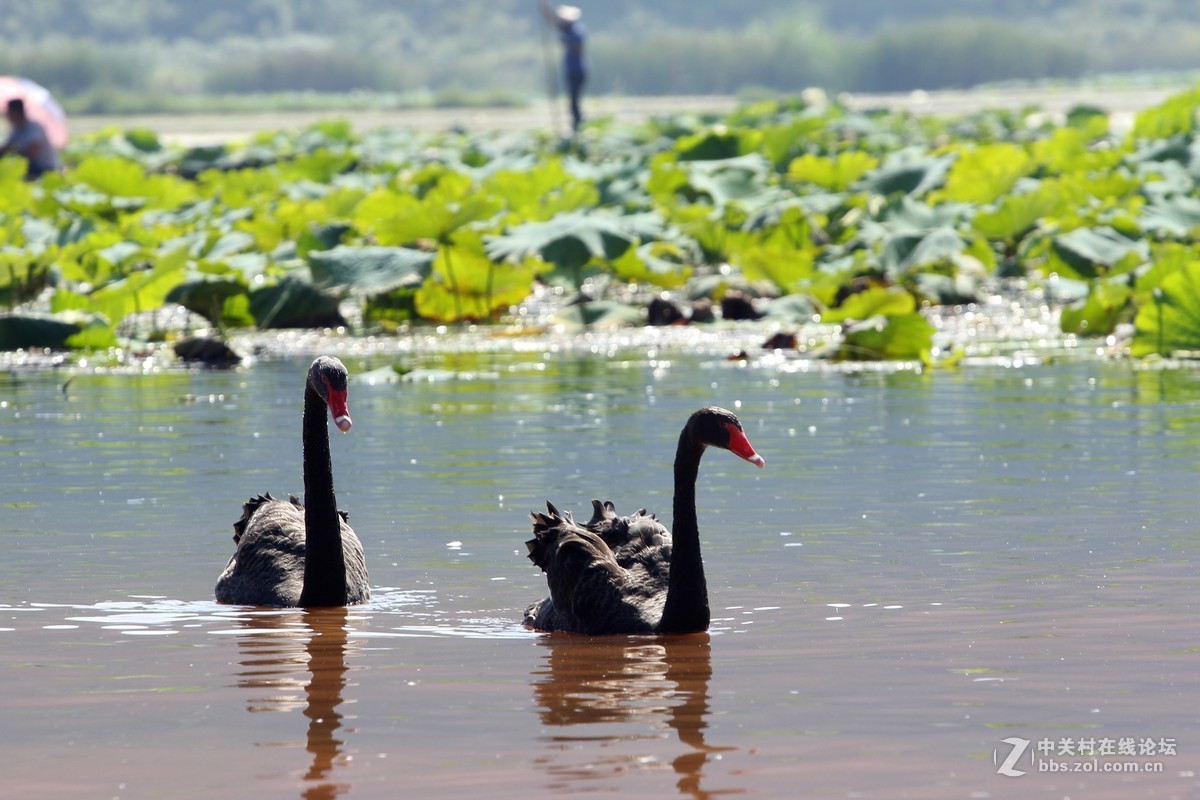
left=0, top=76, right=68, bottom=150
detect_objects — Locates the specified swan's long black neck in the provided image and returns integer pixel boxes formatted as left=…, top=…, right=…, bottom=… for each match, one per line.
left=298, top=381, right=347, bottom=607
left=658, top=431, right=709, bottom=633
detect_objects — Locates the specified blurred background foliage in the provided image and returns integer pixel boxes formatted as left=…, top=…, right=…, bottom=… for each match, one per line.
left=0, top=1, right=1195, bottom=113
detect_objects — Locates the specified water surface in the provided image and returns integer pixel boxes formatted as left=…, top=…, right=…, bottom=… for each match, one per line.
left=1, top=351, right=1198, bottom=798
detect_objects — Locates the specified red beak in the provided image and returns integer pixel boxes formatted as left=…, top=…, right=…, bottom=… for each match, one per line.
left=726, top=424, right=764, bottom=468
left=327, top=388, right=352, bottom=433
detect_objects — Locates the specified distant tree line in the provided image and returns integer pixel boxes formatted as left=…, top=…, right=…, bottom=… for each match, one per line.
left=0, top=0, right=1192, bottom=113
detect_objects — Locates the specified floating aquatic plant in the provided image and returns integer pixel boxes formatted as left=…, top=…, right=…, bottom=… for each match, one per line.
left=1, top=90, right=1200, bottom=362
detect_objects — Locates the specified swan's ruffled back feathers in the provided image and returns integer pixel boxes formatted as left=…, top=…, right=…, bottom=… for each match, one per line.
left=232, top=492, right=285, bottom=543
left=523, top=500, right=671, bottom=634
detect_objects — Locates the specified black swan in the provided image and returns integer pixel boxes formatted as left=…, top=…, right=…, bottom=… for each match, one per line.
left=524, top=406, right=764, bottom=634
left=215, top=356, right=369, bottom=607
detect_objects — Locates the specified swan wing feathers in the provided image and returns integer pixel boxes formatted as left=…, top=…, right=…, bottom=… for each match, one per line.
left=584, top=499, right=668, bottom=549
left=217, top=497, right=307, bottom=605
left=232, top=492, right=280, bottom=543
left=526, top=501, right=585, bottom=570
left=232, top=493, right=350, bottom=543
left=581, top=499, right=672, bottom=580
left=524, top=501, right=665, bottom=634
left=218, top=495, right=368, bottom=606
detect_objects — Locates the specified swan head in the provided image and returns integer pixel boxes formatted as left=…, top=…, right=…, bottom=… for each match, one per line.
left=309, top=356, right=353, bottom=433
left=690, top=406, right=764, bottom=468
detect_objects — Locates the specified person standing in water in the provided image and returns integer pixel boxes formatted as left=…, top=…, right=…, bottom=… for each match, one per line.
left=540, top=2, right=587, bottom=134
left=0, top=98, right=60, bottom=180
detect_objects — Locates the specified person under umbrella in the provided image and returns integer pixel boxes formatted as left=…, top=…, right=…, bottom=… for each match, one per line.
left=0, top=97, right=60, bottom=180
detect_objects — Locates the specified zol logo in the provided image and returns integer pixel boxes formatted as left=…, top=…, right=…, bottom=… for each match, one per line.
left=994, top=737, right=1031, bottom=777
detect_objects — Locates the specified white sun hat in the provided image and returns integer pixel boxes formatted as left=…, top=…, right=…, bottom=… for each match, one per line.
left=556, top=5, right=582, bottom=21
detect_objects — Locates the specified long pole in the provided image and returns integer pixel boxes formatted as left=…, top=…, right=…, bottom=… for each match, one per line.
left=538, top=3, right=563, bottom=136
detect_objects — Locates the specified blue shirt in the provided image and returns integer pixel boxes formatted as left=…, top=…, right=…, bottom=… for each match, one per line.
left=4, top=119, right=59, bottom=177
left=561, top=21, right=586, bottom=78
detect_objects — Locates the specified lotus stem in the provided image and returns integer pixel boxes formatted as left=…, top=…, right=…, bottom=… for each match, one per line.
left=441, top=245, right=463, bottom=322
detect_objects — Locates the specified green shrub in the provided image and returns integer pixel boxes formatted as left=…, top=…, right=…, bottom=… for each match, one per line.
left=851, top=18, right=1087, bottom=92
left=205, top=46, right=383, bottom=93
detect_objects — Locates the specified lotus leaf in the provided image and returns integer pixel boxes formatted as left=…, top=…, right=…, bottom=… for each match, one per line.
left=201, top=231, right=258, bottom=260
left=735, top=244, right=814, bottom=294
left=741, top=198, right=826, bottom=251
left=758, top=116, right=830, bottom=170
left=674, top=128, right=760, bottom=162
left=911, top=271, right=979, bottom=306
left=297, top=222, right=353, bottom=257
left=761, top=293, right=817, bottom=324
left=355, top=183, right=502, bottom=247
left=482, top=161, right=598, bottom=220
left=94, top=241, right=145, bottom=272
left=1138, top=243, right=1200, bottom=295
left=851, top=197, right=964, bottom=256
left=249, top=276, right=346, bottom=329
left=610, top=242, right=694, bottom=289
left=1136, top=160, right=1194, bottom=203
left=1132, top=261, right=1200, bottom=357
left=1130, top=135, right=1191, bottom=166
left=123, top=128, right=162, bottom=153
left=278, top=149, right=357, bottom=184
left=680, top=155, right=778, bottom=211
left=166, top=278, right=254, bottom=328
left=1131, top=88, right=1200, bottom=140
left=838, top=312, right=934, bottom=363
left=856, top=150, right=954, bottom=198
left=1065, top=105, right=1108, bottom=132
left=1048, top=226, right=1147, bottom=280
left=308, top=245, right=433, bottom=295
left=72, top=156, right=197, bottom=209
left=1137, top=196, right=1200, bottom=238
left=18, top=216, right=58, bottom=253
left=1032, top=126, right=1120, bottom=174
left=787, top=151, right=878, bottom=192
left=485, top=210, right=662, bottom=280
left=179, top=146, right=231, bottom=178
left=934, top=143, right=1032, bottom=204
left=55, top=217, right=98, bottom=248
left=65, top=320, right=119, bottom=350
left=0, top=158, right=33, bottom=212
left=416, top=239, right=534, bottom=323
left=883, top=227, right=967, bottom=275
left=972, top=183, right=1064, bottom=242
left=0, top=250, right=53, bottom=306
left=645, top=159, right=691, bottom=209
left=555, top=299, right=644, bottom=329
left=54, top=183, right=146, bottom=217
left=823, top=286, right=915, bottom=323
left=684, top=272, right=756, bottom=302
left=0, top=313, right=85, bottom=350
left=83, top=248, right=190, bottom=326
left=1060, top=281, right=1133, bottom=336
left=672, top=205, right=757, bottom=262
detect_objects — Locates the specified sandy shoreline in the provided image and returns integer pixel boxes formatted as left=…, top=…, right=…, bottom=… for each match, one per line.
left=67, top=87, right=1181, bottom=146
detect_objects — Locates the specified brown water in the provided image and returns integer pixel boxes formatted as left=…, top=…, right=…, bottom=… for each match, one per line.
left=1, top=351, right=1198, bottom=799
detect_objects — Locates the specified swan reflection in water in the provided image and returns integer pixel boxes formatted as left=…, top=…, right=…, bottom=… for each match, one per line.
left=232, top=608, right=358, bottom=800
left=531, top=633, right=741, bottom=799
